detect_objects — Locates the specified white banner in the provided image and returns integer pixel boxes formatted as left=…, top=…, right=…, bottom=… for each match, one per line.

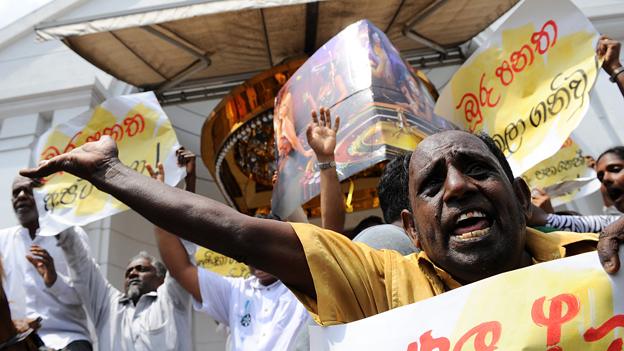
left=434, top=0, right=600, bottom=176
left=310, top=251, right=624, bottom=350
left=33, top=92, right=184, bottom=236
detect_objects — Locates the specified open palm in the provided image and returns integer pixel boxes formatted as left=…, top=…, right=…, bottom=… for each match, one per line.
left=21, top=135, right=119, bottom=180
left=306, top=108, right=340, bottom=161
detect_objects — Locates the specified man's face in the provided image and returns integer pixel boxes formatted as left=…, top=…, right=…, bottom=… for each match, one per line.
left=596, top=152, right=624, bottom=212
left=124, top=258, right=164, bottom=300
left=11, top=177, right=39, bottom=227
left=403, top=131, right=529, bottom=284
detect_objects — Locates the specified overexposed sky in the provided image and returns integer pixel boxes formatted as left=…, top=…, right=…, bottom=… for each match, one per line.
left=0, top=0, right=52, bottom=29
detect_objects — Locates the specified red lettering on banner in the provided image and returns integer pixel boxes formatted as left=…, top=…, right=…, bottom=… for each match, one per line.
left=405, top=322, right=500, bottom=351
left=453, top=321, right=501, bottom=351
left=40, top=113, right=147, bottom=162
left=531, top=20, right=558, bottom=55
left=583, top=315, right=624, bottom=351
left=420, top=330, right=450, bottom=351
left=455, top=19, right=559, bottom=134
left=494, top=20, right=558, bottom=86
left=455, top=74, right=500, bottom=132
left=531, top=294, right=580, bottom=351
left=124, top=113, right=145, bottom=136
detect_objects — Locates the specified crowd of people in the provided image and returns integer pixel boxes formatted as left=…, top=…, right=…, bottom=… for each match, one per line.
left=0, top=35, right=623, bottom=351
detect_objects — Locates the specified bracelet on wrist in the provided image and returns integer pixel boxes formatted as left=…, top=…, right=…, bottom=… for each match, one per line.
left=610, top=66, right=624, bottom=82
left=318, top=160, right=336, bottom=170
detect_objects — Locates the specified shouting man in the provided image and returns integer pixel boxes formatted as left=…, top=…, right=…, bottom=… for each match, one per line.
left=20, top=129, right=623, bottom=326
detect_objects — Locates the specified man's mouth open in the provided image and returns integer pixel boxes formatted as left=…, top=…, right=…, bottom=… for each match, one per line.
left=452, top=210, right=492, bottom=241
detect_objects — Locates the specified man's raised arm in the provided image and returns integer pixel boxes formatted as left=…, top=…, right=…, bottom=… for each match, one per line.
left=20, top=136, right=314, bottom=297
left=306, top=108, right=345, bottom=233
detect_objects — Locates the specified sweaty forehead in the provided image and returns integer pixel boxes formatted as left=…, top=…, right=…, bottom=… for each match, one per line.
left=412, top=131, right=492, bottom=163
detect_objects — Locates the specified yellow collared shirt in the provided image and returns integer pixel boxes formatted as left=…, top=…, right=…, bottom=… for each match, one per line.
left=288, top=223, right=598, bottom=326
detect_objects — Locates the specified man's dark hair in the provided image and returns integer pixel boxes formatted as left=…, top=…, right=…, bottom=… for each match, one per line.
left=351, top=215, right=384, bottom=236
left=378, top=153, right=412, bottom=223
left=476, top=132, right=514, bottom=182
left=597, top=146, right=624, bottom=165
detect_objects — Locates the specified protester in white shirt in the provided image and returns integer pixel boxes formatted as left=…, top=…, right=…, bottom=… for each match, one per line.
left=147, top=149, right=311, bottom=351
left=0, top=176, right=92, bottom=351
left=53, top=227, right=193, bottom=351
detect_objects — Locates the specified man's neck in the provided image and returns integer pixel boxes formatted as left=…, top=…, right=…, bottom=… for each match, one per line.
left=22, top=222, right=39, bottom=240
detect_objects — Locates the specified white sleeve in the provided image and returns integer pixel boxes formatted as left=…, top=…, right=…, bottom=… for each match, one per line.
left=193, top=267, right=237, bottom=325
left=158, top=273, right=191, bottom=311
left=57, top=227, right=122, bottom=330
left=47, top=226, right=91, bottom=306
left=46, top=272, right=83, bottom=306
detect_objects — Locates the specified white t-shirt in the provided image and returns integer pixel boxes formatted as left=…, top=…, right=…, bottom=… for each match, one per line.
left=194, top=267, right=310, bottom=351
left=0, top=225, right=91, bottom=349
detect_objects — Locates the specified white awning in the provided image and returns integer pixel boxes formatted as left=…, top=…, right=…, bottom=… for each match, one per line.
left=35, top=0, right=519, bottom=93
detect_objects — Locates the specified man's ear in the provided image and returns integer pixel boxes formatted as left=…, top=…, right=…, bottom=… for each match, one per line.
left=512, top=177, right=532, bottom=221
left=401, top=209, right=421, bottom=249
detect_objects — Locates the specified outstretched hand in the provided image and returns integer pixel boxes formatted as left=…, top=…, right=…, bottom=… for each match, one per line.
left=26, top=245, right=57, bottom=287
left=20, top=136, right=119, bottom=181
left=596, top=35, right=622, bottom=76
left=306, top=107, right=340, bottom=163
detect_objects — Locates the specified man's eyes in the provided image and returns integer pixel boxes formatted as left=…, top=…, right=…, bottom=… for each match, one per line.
left=465, top=164, right=491, bottom=178
left=420, top=177, right=443, bottom=196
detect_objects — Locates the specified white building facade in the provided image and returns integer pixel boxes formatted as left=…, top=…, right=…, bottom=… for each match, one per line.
left=0, top=0, right=622, bottom=350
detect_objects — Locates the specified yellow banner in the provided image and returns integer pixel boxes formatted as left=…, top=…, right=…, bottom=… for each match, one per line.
left=195, top=248, right=250, bottom=278
left=311, top=251, right=624, bottom=350
left=434, top=0, right=599, bottom=175
left=522, top=138, right=600, bottom=205
left=33, top=92, right=183, bottom=236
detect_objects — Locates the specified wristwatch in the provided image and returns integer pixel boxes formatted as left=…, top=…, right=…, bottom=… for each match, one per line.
left=318, top=160, right=336, bottom=170
left=610, top=66, right=624, bottom=83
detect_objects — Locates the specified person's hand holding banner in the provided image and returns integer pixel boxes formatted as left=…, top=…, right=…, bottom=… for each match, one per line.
left=31, top=92, right=184, bottom=236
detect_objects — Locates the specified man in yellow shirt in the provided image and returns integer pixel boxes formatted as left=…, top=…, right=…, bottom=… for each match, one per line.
left=20, top=120, right=623, bottom=326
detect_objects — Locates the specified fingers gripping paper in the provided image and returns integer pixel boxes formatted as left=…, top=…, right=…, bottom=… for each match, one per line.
left=434, top=0, right=600, bottom=176
left=33, top=92, right=184, bottom=236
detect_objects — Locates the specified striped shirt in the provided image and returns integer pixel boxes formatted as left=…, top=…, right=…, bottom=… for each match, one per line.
left=545, top=213, right=621, bottom=233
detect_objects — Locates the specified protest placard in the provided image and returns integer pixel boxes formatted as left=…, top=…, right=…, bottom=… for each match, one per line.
left=522, top=138, right=601, bottom=206
left=310, top=250, right=624, bottom=350
left=195, top=248, right=249, bottom=278
left=33, top=92, right=184, bottom=236
left=435, top=0, right=600, bottom=176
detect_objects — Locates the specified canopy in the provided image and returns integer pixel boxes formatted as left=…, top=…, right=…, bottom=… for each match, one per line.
left=36, top=0, right=519, bottom=101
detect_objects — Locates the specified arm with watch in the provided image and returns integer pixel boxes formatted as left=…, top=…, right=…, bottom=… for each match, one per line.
left=597, top=35, right=624, bottom=96
left=306, top=107, right=346, bottom=233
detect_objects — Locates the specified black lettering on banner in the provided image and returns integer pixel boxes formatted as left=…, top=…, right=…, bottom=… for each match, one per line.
left=493, top=68, right=589, bottom=155
left=532, top=150, right=584, bottom=180
left=43, top=160, right=146, bottom=213
left=492, top=119, right=526, bottom=154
